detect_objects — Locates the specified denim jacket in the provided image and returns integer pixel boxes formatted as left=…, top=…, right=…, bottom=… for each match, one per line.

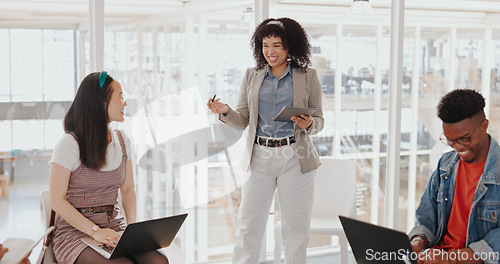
left=409, top=136, right=500, bottom=264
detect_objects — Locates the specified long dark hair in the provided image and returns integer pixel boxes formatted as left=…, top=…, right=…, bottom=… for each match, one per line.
left=251, top=17, right=311, bottom=71
left=64, top=72, right=114, bottom=170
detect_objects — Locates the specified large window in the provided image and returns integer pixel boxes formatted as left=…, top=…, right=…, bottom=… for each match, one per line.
left=0, top=29, right=75, bottom=153
left=3, top=2, right=500, bottom=264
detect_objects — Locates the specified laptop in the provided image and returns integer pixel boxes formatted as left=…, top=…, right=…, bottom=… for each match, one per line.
left=81, top=213, right=187, bottom=259
left=339, top=215, right=418, bottom=264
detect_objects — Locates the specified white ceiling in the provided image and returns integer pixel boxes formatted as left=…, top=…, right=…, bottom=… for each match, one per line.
left=1, top=0, right=500, bottom=29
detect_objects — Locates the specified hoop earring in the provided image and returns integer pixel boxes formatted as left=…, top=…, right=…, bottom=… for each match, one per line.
left=287, top=55, right=292, bottom=64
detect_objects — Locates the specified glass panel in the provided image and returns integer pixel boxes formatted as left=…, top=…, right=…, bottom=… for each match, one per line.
left=104, top=6, right=254, bottom=261
left=0, top=121, right=12, bottom=151
left=341, top=26, right=377, bottom=99
left=420, top=27, right=450, bottom=94
left=416, top=154, right=432, bottom=204
left=105, top=30, right=137, bottom=71
left=417, top=119, right=436, bottom=150
left=309, top=30, right=336, bottom=157
left=10, top=29, right=43, bottom=102
left=489, top=31, right=500, bottom=141
left=403, top=31, right=415, bottom=97
left=356, top=157, right=376, bottom=223
left=310, top=30, right=336, bottom=96
left=419, top=27, right=451, bottom=148
left=12, top=120, right=44, bottom=150
left=42, top=30, right=76, bottom=101
left=400, top=30, right=416, bottom=160
left=0, top=29, right=10, bottom=101
left=455, top=29, right=483, bottom=91
left=44, top=119, right=65, bottom=150
left=339, top=110, right=376, bottom=154
left=378, top=156, right=387, bottom=224
left=143, top=31, right=154, bottom=71
left=398, top=155, right=410, bottom=230
left=415, top=32, right=438, bottom=151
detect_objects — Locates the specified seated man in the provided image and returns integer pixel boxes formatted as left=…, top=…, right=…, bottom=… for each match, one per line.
left=409, top=89, right=499, bottom=264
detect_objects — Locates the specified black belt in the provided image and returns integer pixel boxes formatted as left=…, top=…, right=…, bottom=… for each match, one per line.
left=77, top=205, right=114, bottom=222
left=254, top=136, right=295, bottom=148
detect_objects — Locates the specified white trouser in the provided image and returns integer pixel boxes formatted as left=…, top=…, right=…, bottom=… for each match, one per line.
left=232, top=143, right=315, bottom=264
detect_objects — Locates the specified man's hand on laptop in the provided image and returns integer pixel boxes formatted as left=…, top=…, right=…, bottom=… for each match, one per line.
left=92, top=228, right=121, bottom=248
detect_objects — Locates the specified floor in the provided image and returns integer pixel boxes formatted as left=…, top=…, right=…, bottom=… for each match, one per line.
left=0, top=177, right=47, bottom=263
left=0, top=177, right=354, bottom=264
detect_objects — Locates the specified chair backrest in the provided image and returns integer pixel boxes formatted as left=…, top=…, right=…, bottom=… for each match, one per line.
left=39, top=189, right=58, bottom=264
left=40, top=189, right=52, bottom=229
left=311, top=158, right=357, bottom=219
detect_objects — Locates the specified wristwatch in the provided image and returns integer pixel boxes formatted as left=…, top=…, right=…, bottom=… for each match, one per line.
left=91, top=225, right=99, bottom=237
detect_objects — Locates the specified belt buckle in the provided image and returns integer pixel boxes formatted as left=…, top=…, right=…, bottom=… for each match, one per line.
left=279, top=139, right=282, bottom=147
left=89, top=207, right=95, bottom=214
left=265, top=138, right=269, bottom=147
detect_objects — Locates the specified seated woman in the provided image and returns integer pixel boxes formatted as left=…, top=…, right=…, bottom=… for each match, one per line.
left=49, top=71, right=169, bottom=264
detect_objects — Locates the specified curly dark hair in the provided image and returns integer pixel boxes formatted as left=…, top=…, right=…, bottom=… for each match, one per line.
left=437, top=89, right=485, bottom=123
left=251, top=17, right=311, bottom=71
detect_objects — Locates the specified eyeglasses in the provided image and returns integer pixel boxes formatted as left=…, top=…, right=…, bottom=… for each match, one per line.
left=120, top=93, right=126, bottom=104
left=439, top=119, right=485, bottom=147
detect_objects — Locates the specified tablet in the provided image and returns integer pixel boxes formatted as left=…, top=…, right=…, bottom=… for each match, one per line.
left=1, top=226, right=54, bottom=264
left=273, top=106, right=316, bottom=122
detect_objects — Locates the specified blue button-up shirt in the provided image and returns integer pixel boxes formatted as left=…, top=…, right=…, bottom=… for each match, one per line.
left=256, top=65, right=294, bottom=138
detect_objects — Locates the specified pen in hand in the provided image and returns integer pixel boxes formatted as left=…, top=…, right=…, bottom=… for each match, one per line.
left=208, top=94, right=229, bottom=115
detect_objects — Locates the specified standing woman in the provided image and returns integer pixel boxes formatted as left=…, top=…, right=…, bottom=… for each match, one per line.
left=208, top=18, right=324, bottom=264
left=49, top=72, right=169, bottom=264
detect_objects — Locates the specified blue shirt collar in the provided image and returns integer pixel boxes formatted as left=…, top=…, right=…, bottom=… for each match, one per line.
left=266, top=64, right=292, bottom=80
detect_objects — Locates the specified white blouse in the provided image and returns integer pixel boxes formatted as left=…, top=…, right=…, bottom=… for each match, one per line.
left=51, top=129, right=132, bottom=172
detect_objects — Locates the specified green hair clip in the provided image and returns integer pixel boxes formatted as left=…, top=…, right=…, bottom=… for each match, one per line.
left=99, top=71, right=108, bottom=89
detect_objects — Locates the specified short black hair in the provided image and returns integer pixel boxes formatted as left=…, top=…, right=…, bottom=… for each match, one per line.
left=437, top=89, right=485, bottom=123
left=251, top=17, right=311, bottom=70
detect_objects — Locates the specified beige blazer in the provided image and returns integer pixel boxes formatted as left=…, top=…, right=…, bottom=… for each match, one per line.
left=220, top=66, right=324, bottom=174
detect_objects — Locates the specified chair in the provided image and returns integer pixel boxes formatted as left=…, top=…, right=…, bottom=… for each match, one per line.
left=274, top=158, right=357, bottom=264
left=40, top=190, right=57, bottom=264
left=0, top=174, right=8, bottom=201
